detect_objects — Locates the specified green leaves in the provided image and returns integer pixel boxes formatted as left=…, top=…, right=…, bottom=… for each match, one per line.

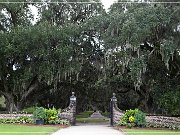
left=120, top=109, right=146, bottom=128
left=129, top=57, right=147, bottom=90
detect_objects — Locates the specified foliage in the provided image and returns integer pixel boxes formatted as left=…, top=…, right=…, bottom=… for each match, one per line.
left=0, top=0, right=180, bottom=115
left=38, top=0, right=104, bottom=26
left=120, top=109, right=146, bottom=128
left=0, top=114, right=69, bottom=125
left=146, top=122, right=180, bottom=130
left=45, top=107, right=59, bottom=124
left=0, top=118, right=17, bottom=124
left=59, top=119, right=70, bottom=125
left=32, top=107, right=46, bottom=120
left=48, top=119, right=70, bottom=125
left=45, top=107, right=58, bottom=120
left=17, top=116, right=34, bottom=124
left=121, top=109, right=139, bottom=123
left=129, top=116, right=135, bottom=123
left=33, top=107, right=70, bottom=125
left=158, top=89, right=180, bottom=116
left=23, top=107, right=36, bottom=114
left=0, top=0, right=104, bottom=113
left=134, top=110, right=146, bottom=127
left=0, top=116, right=33, bottom=124
left=96, top=0, right=180, bottom=113
left=0, top=107, right=68, bottom=125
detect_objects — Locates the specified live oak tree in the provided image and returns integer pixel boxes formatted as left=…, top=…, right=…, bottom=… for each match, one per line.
left=0, top=0, right=179, bottom=114
left=94, top=0, right=180, bottom=113
left=0, top=0, right=105, bottom=112
left=0, top=0, right=35, bottom=112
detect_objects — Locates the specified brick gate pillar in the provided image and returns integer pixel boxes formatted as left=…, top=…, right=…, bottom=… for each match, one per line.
left=59, top=92, right=76, bottom=125
left=110, top=93, right=117, bottom=126
left=110, top=93, right=124, bottom=126
left=70, top=92, right=76, bottom=125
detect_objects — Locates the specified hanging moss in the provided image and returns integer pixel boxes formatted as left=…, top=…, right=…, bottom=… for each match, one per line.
left=160, top=40, right=176, bottom=70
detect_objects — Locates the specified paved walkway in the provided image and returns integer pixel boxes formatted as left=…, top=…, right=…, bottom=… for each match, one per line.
left=51, top=125, right=124, bottom=135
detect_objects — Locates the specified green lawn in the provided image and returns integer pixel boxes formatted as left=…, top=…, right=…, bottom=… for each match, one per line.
left=76, top=111, right=109, bottom=123
left=76, top=111, right=109, bottom=118
left=76, top=118, right=109, bottom=123
left=0, top=124, right=60, bottom=135
left=123, top=129, right=180, bottom=135
left=76, top=111, right=94, bottom=118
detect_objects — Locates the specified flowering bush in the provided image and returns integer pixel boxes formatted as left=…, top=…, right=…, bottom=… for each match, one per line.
left=45, top=107, right=58, bottom=124
left=32, top=107, right=69, bottom=125
left=129, top=116, right=135, bottom=123
left=119, top=109, right=146, bottom=128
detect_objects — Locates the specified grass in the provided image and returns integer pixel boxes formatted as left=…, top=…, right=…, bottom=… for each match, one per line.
left=123, top=129, right=180, bottom=135
left=76, top=111, right=110, bottom=118
left=0, top=124, right=60, bottom=135
left=76, top=117, right=109, bottom=123
left=101, top=111, right=110, bottom=117
left=76, top=111, right=94, bottom=118
left=76, top=111, right=110, bottom=123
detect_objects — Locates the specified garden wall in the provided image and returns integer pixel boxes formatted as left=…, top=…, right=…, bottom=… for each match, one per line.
left=146, top=115, right=180, bottom=128
left=112, top=98, right=180, bottom=127
left=113, top=103, right=124, bottom=124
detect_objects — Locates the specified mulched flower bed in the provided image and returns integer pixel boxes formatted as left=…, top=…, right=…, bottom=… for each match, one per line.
left=114, top=126, right=179, bottom=131
left=16, top=123, right=69, bottom=128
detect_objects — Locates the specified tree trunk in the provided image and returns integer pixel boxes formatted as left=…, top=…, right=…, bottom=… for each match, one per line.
left=16, top=101, right=24, bottom=111
left=138, top=98, right=149, bottom=112
left=136, top=87, right=150, bottom=113
left=4, top=94, right=18, bottom=113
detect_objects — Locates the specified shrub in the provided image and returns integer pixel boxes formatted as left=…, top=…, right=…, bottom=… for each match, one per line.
left=44, top=107, right=69, bottom=125
left=134, top=110, right=146, bottom=127
left=33, top=107, right=46, bottom=120
left=119, top=109, right=146, bottom=128
left=45, top=107, right=58, bottom=120
left=129, top=116, right=135, bottom=123
left=17, top=116, right=33, bottom=124
left=45, top=107, right=58, bottom=124
left=46, top=119, right=70, bottom=125
left=32, top=107, right=69, bottom=125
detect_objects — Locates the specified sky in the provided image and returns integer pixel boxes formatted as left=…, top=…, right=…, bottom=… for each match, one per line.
left=30, top=0, right=117, bottom=24
left=101, top=0, right=117, bottom=10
